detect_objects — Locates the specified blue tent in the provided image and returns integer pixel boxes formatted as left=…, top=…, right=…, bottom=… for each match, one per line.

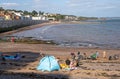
left=37, top=56, right=60, bottom=72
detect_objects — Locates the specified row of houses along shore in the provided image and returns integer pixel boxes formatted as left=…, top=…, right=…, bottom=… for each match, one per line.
left=0, top=10, right=48, bottom=21
left=0, top=10, right=49, bottom=28
left=0, top=10, right=78, bottom=29
left=0, top=10, right=78, bottom=21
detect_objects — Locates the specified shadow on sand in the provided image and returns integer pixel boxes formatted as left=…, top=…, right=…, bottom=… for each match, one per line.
left=0, top=72, right=69, bottom=79
left=0, top=51, right=69, bottom=79
left=0, top=51, right=40, bottom=70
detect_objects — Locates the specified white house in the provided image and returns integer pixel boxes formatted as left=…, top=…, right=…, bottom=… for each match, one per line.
left=32, top=15, right=47, bottom=20
left=65, top=15, right=77, bottom=21
left=24, top=15, right=32, bottom=20
left=42, top=16, right=47, bottom=20
left=12, top=11, right=24, bottom=20
left=47, top=17, right=55, bottom=21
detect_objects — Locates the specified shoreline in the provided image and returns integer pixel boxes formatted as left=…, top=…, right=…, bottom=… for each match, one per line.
left=0, top=21, right=61, bottom=36
left=0, top=21, right=101, bottom=36
left=0, top=21, right=120, bottom=50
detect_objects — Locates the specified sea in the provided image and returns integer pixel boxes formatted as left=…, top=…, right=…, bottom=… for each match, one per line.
left=12, top=19, right=120, bottom=49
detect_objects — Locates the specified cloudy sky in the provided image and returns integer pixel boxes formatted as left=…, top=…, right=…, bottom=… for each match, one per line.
left=0, top=0, right=120, bottom=17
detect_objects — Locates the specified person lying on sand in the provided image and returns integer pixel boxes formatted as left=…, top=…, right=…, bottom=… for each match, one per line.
left=2, top=53, right=21, bottom=61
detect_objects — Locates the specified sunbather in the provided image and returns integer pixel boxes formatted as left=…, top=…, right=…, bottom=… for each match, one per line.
left=2, top=53, right=21, bottom=61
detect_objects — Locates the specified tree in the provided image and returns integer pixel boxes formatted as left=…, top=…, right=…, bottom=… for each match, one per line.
left=0, top=7, right=4, bottom=11
left=23, top=10, right=29, bottom=15
left=17, top=10, right=23, bottom=13
left=31, top=10, right=38, bottom=16
left=4, top=10, right=8, bottom=15
left=39, top=11, right=44, bottom=15
left=55, top=14, right=65, bottom=21
left=78, top=16, right=98, bottom=21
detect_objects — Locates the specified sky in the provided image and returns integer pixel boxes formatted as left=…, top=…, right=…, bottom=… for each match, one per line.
left=0, top=0, right=120, bottom=17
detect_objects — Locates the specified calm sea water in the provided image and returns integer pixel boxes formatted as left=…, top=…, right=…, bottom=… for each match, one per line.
left=12, top=19, right=120, bottom=49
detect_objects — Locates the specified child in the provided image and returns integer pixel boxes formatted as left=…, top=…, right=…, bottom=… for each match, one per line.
left=65, top=58, right=71, bottom=66
left=70, top=60, right=77, bottom=70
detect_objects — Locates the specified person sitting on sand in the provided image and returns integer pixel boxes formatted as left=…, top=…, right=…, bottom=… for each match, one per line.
left=70, top=53, right=76, bottom=61
left=76, top=51, right=84, bottom=66
left=11, top=37, right=15, bottom=42
left=109, top=56, right=112, bottom=60
left=113, top=54, right=119, bottom=60
left=70, top=60, right=77, bottom=70
left=96, top=51, right=99, bottom=58
left=83, top=53, right=87, bottom=60
left=60, top=60, right=68, bottom=69
left=103, top=51, right=107, bottom=58
left=65, top=58, right=71, bottom=67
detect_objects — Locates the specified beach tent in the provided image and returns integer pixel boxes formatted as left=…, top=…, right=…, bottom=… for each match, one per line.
left=91, top=53, right=97, bottom=60
left=37, top=56, right=60, bottom=72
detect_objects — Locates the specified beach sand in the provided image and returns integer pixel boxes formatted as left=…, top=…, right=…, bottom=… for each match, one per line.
left=0, top=22, right=120, bottom=79
left=0, top=42, right=120, bottom=79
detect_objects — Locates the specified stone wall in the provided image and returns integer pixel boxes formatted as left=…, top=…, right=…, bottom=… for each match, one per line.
left=0, top=20, right=48, bottom=28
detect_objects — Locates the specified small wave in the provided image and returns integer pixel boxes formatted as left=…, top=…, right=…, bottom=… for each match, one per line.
left=41, top=25, right=54, bottom=34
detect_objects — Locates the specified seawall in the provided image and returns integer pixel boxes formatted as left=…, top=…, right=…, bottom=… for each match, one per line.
left=0, top=20, right=48, bottom=28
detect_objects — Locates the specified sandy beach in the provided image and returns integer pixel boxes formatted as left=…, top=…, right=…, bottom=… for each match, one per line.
left=0, top=22, right=120, bottom=79
left=0, top=42, right=120, bottom=79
